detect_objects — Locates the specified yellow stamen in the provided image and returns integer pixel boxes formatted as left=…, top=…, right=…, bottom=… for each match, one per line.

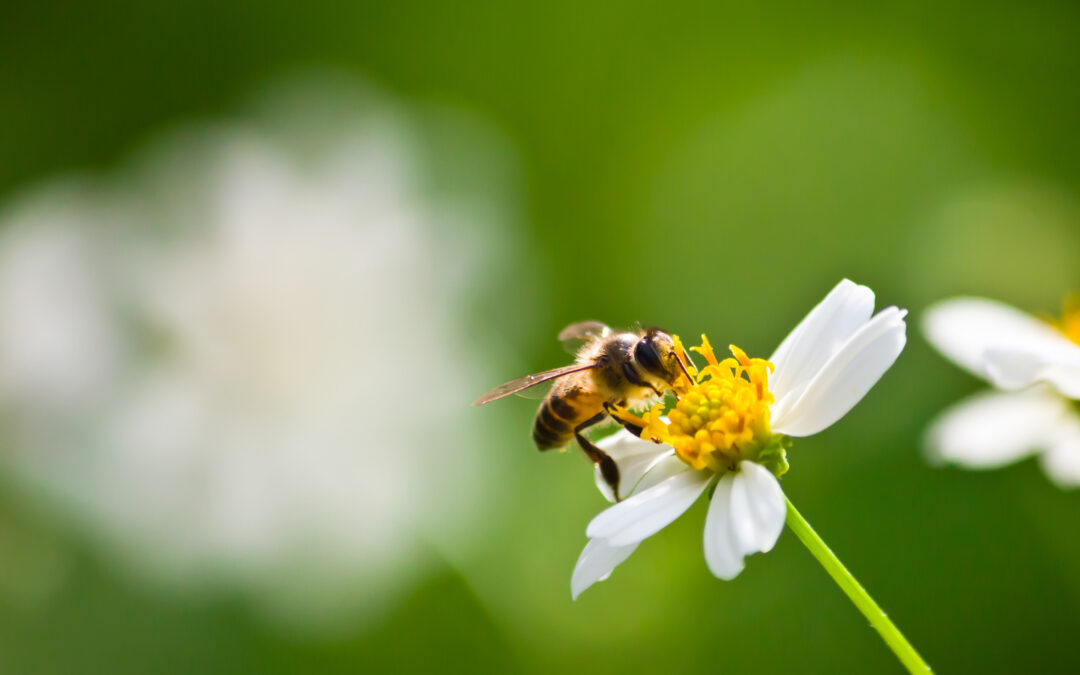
left=640, top=335, right=774, bottom=472
left=671, top=334, right=698, bottom=388
left=690, top=333, right=719, bottom=367
left=1059, top=295, right=1080, bottom=346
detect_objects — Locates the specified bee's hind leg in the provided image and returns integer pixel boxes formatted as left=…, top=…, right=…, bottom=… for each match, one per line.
left=575, top=412, right=622, bottom=501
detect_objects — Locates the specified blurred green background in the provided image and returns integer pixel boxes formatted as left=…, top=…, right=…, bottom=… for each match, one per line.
left=3, top=1, right=1080, bottom=673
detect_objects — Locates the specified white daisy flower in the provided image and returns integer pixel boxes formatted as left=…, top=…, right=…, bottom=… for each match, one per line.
left=923, top=296, right=1080, bottom=486
left=0, top=78, right=521, bottom=628
left=572, top=279, right=907, bottom=599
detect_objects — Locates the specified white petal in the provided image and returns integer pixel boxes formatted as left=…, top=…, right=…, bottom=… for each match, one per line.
left=1039, top=413, right=1080, bottom=488
left=703, top=473, right=742, bottom=579
left=570, top=538, right=640, bottom=600
left=703, top=463, right=786, bottom=581
left=922, top=297, right=1075, bottom=381
left=598, top=448, right=687, bottom=502
left=728, top=461, right=786, bottom=554
left=585, top=469, right=711, bottom=547
left=768, top=279, right=875, bottom=403
left=595, top=427, right=666, bottom=461
left=771, top=307, right=907, bottom=437
left=593, top=429, right=673, bottom=502
left=632, top=452, right=687, bottom=494
left=925, top=388, right=1068, bottom=469
left=984, top=343, right=1080, bottom=399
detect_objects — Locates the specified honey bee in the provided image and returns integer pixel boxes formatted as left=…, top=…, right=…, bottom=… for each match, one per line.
left=473, top=322, right=691, bottom=499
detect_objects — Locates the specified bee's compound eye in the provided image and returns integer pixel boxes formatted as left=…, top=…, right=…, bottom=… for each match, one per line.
left=634, top=336, right=666, bottom=379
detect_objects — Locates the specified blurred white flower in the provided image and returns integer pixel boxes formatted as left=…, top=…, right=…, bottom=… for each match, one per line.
left=924, top=296, right=1080, bottom=486
left=0, top=78, right=522, bottom=628
left=573, top=280, right=907, bottom=598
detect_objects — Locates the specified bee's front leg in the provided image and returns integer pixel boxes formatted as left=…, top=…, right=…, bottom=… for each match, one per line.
left=574, top=412, right=621, bottom=501
left=603, top=401, right=645, bottom=439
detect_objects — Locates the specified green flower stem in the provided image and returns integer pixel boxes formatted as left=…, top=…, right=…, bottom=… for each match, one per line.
left=784, top=496, right=932, bottom=674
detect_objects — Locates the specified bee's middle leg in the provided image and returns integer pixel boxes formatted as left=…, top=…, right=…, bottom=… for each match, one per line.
left=575, top=412, right=622, bottom=501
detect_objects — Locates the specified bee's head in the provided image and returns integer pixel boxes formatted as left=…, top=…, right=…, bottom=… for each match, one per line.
left=635, top=327, right=680, bottom=384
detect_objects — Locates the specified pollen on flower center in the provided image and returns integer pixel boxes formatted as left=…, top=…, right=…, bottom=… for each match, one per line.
left=635, top=335, right=774, bottom=472
left=1059, top=295, right=1080, bottom=346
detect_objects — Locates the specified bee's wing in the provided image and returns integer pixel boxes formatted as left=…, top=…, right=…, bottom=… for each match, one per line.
left=513, top=379, right=555, bottom=400
left=558, top=321, right=612, bottom=355
left=472, top=363, right=599, bottom=406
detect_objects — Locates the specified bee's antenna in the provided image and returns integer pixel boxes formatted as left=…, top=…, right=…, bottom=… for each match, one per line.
left=674, top=351, right=694, bottom=384
left=682, top=349, right=698, bottom=372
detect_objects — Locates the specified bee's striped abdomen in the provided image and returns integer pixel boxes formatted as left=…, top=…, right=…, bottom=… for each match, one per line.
left=533, top=393, right=587, bottom=450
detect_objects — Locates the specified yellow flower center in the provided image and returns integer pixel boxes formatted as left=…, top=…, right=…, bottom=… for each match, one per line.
left=626, top=334, right=775, bottom=472
left=1059, top=295, right=1080, bottom=346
